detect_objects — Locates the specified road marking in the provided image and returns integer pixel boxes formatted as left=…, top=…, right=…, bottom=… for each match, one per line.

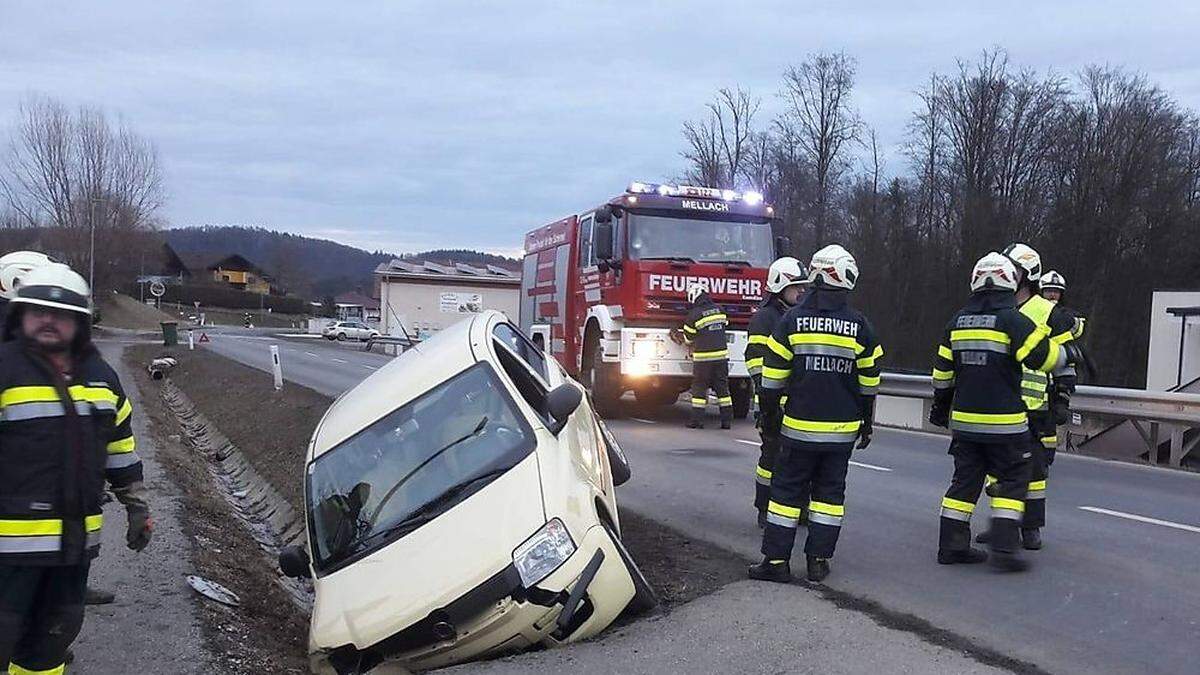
left=332, top=358, right=347, bottom=364
left=849, top=460, right=892, bottom=472
left=629, top=418, right=657, bottom=425
left=304, top=352, right=318, bottom=357
left=361, top=364, right=378, bottom=370
left=735, top=439, right=758, bottom=446
left=1078, top=506, right=1200, bottom=534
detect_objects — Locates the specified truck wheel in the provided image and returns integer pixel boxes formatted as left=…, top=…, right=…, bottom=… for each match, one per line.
left=731, top=381, right=752, bottom=420
left=585, top=341, right=622, bottom=418
left=601, top=520, right=658, bottom=616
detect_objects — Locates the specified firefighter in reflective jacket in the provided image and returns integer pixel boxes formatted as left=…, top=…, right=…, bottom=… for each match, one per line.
left=974, top=245, right=1080, bottom=551
left=676, top=284, right=732, bottom=429
left=0, top=264, right=152, bottom=674
left=930, top=252, right=1075, bottom=572
left=749, top=245, right=882, bottom=584
left=745, top=256, right=808, bottom=526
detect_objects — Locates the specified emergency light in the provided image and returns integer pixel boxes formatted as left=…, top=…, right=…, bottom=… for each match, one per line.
left=626, top=181, right=766, bottom=205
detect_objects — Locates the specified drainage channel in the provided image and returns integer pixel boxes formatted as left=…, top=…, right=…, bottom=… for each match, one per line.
left=160, top=379, right=314, bottom=610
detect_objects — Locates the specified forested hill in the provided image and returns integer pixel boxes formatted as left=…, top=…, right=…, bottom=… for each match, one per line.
left=164, top=226, right=517, bottom=298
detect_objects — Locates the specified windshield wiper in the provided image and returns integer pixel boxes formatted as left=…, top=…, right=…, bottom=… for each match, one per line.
left=350, top=467, right=512, bottom=552
left=710, top=259, right=753, bottom=266
left=363, top=416, right=490, bottom=525
left=641, top=255, right=696, bottom=263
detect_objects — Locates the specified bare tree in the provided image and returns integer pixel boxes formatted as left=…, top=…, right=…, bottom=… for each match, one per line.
left=0, top=94, right=165, bottom=290
left=779, top=52, right=863, bottom=245
left=681, top=87, right=760, bottom=189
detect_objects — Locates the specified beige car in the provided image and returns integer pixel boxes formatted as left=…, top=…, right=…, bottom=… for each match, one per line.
left=280, top=310, right=655, bottom=674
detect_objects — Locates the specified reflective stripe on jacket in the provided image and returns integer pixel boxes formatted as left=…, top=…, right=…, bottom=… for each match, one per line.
left=0, top=339, right=142, bottom=564
left=682, top=296, right=729, bottom=362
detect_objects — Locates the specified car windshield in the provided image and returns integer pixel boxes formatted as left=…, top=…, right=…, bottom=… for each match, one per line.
left=306, top=362, right=536, bottom=571
left=628, top=213, right=774, bottom=268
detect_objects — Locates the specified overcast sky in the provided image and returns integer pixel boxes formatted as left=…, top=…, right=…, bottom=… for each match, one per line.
left=2, top=1, right=1197, bottom=257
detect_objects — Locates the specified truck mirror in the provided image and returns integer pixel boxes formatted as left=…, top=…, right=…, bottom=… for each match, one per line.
left=594, top=221, right=614, bottom=260
left=594, top=206, right=613, bottom=224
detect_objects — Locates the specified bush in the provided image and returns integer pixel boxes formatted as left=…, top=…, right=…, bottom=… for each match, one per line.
left=128, top=282, right=307, bottom=314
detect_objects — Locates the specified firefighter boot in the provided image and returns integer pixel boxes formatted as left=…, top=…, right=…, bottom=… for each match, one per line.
left=1022, top=528, right=1043, bottom=550
left=720, top=409, right=732, bottom=430
left=749, top=559, right=792, bottom=583
left=974, top=530, right=993, bottom=545
left=806, top=555, right=831, bottom=583
left=938, top=547, right=988, bottom=565
left=687, top=407, right=704, bottom=429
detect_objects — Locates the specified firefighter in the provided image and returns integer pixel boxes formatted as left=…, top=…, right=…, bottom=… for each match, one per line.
left=930, top=252, right=1076, bottom=572
left=1041, top=270, right=1087, bottom=340
left=0, top=252, right=117, bottom=607
left=0, top=263, right=153, bottom=674
left=676, top=283, right=733, bottom=429
left=974, top=245, right=1080, bottom=550
left=745, top=256, right=808, bottom=527
left=749, top=244, right=882, bottom=583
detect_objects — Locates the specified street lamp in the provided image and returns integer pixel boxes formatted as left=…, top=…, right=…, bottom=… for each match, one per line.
left=88, top=198, right=105, bottom=298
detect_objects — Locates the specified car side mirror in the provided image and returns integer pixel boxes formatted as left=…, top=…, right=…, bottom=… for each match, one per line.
left=279, top=545, right=312, bottom=579
left=594, top=221, right=614, bottom=260
left=546, top=383, right=583, bottom=435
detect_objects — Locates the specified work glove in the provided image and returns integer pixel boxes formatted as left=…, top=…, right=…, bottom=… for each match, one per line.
left=127, top=508, right=154, bottom=552
left=1051, top=393, right=1071, bottom=426
left=856, top=421, right=873, bottom=450
left=112, top=481, right=153, bottom=552
left=669, top=328, right=686, bottom=345
left=929, top=388, right=952, bottom=428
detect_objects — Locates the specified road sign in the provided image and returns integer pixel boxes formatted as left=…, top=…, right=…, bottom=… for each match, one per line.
left=149, top=281, right=166, bottom=298
left=198, top=332, right=210, bottom=344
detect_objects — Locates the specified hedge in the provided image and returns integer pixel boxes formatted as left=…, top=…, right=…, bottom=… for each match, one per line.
left=128, top=283, right=307, bottom=314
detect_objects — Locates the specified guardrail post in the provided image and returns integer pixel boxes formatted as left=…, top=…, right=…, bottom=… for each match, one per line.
left=1148, top=422, right=1159, bottom=465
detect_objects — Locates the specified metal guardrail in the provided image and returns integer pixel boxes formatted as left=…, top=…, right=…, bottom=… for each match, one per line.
left=362, top=335, right=415, bottom=352
left=879, top=373, right=1200, bottom=466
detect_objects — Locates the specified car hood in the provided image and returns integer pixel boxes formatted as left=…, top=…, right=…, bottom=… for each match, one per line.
left=309, top=452, right=545, bottom=652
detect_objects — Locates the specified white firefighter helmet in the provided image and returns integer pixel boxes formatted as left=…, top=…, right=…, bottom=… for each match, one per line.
left=970, top=252, right=1019, bottom=293
left=1002, top=242, right=1042, bottom=283
left=808, top=244, right=858, bottom=290
left=0, top=250, right=54, bottom=300
left=1040, top=270, right=1067, bottom=292
left=766, top=256, right=806, bottom=293
left=9, top=262, right=92, bottom=316
left=686, top=283, right=705, bottom=304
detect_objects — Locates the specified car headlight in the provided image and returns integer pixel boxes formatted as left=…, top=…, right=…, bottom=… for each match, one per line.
left=512, top=518, right=576, bottom=587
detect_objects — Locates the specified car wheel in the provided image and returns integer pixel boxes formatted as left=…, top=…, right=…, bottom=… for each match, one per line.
left=337, top=333, right=347, bottom=341
left=601, top=519, right=657, bottom=615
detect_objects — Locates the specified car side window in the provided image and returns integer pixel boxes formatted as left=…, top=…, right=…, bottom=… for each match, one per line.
left=493, top=335, right=551, bottom=424
left=493, top=324, right=549, bottom=382
left=579, top=215, right=594, bottom=269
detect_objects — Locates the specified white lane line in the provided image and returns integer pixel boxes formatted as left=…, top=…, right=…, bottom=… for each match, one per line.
left=304, top=352, right=318, bottom=357
left=1078, top=506, right=1200, bottom=534
left=361, top=364, right=379, bottom=370
left=735, top=439, right=758, bottom=446
left=332, top=358, right=348, bottom=364
left=629, top=418, right=657, bottom=425
left=849, top=460, right=893, bottom=472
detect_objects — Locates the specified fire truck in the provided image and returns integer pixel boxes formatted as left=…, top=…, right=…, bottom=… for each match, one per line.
left=520, top=182, right=777, bottom=418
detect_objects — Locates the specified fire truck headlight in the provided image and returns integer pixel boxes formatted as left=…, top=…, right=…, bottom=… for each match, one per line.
left=743, top=191, right=764, bottom=205
left=721, top=189, right=738, bottom=201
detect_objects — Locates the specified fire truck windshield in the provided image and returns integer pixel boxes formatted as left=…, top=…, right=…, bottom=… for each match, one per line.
left=627, top=214, right=774, bottom=268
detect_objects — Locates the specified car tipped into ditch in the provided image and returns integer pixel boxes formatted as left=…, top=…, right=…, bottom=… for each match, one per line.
left=279, top=310, right=656, bottom=674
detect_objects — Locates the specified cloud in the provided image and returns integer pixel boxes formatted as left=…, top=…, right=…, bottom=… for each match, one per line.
left=2, top=0, right=1198, bottom=257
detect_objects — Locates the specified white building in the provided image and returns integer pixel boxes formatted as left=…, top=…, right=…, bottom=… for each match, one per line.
left=1146, top=290, right=1200, bottom=391
left=375, top=259, right=520, bottom=339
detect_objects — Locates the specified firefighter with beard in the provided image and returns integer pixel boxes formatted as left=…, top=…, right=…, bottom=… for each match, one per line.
left=674, top=284, right=733, bottom=429
left=975, top=245, right=1080, bottom=551
left=930, top=252, right=1079, bottom=572
left=745, top=256, right=808, bottom=528
left=0, top=264, right=153, bottom=674
left=749, top=245, right=882, bottom=583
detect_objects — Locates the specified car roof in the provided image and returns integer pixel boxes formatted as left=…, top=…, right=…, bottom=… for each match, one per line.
left=308, top=311, right=499, bottom=460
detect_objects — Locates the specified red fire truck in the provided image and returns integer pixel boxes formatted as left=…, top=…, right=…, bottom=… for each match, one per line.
left=520, top=182, right=777, bottom=418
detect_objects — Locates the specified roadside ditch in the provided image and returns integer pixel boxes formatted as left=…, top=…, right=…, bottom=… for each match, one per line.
left=125, top=345, right=748, bottom=672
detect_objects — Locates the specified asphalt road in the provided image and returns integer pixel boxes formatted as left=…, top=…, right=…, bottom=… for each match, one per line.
left=203, top=329, right=1200, bottom=674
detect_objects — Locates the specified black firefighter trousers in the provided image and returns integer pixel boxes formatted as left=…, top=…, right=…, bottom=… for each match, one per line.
left=762, top=441, right=850, bottom=561
left=940, top=439, right=1032, bottom=554
left=690, top=359, right=732, bottom=425
left=0, top=562, right=89, bottom=675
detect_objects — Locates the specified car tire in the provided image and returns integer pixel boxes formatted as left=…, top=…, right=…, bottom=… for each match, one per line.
left=601, top=519, right=658, bottom=616
left=337, top=333, right=347, bottom=341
